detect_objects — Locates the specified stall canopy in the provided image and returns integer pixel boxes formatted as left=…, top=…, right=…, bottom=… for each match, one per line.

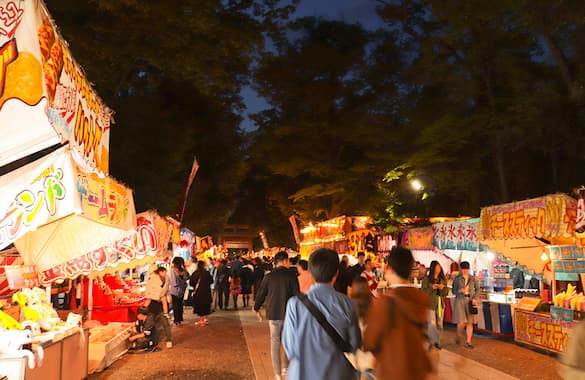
left=38, top=211, right=172, bottom=284
left=0, top=147, right=135, bottom=272
left=478, top=194, right=577, bottom=274
left=0, top=0, right=112, bottom=173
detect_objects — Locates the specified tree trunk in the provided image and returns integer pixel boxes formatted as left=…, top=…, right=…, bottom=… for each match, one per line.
left=542, top=31, right=580, bottom=98
left=494, top=134, right=510, bottom=203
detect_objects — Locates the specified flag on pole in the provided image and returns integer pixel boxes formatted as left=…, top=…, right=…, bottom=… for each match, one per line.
left=259, top=231, right=269, bottom=249
left=177, top=157, right=199, bottom=224
left=289, top=215, right=301, bottom=244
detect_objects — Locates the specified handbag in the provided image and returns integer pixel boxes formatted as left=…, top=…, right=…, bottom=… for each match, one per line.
left=468, top=300, right=478, bottom=315
left=297, top=293, right=359, bottom=370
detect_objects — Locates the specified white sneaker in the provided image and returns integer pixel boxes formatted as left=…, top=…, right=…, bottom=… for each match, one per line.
left=166, top=342, right=173, bottom=349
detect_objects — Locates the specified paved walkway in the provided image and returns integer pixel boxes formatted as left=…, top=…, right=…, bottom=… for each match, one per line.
left=238, top=310, right=519, bottom=380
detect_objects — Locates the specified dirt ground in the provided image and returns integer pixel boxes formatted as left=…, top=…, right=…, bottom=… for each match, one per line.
left=89, top=308, right=255, bottom=380
left=89, top=306, right=565, bottom=380
left=441, top=328, right=562, bottom=380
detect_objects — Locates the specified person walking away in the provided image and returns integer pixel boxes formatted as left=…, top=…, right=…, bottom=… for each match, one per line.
left=349, top=277, right=375, bottom=379
left=560, top=321, right=585, bottom=379
left=289, top=255, right=299, bottom=277
left=283, top=248, right=361, bottom=380
left=334, top=258, right=353, bottom=295
left=144, top=266, right=172, bottom=348
left=183, top=259, right=197, bottom=307
left=170, top=257, right=189, bottom=326
left=190, top=260, right=213, bottom=326
left=253, top=258, right=265, bottom=300
left=128, top=306, right=160, bottom=352
left=421, top=260, right=448, bottom=349
left=208, top=259, right=218, bottom=312
left=254, top=251, right=300, bottom=380
left=360, top=259, right=378, bottom=294
left=452, top=261, right=479, bottom=348
left=240, top=260, right=255, bottom=308
left=351, top=252, right=366, bottom=281
left=216, top=259, right=231, bottom=310
left=297, top=259, right=315, bottom=294
left=231, top=272, right=241, bottom=310
left=364, top=246, right=434, bottom=380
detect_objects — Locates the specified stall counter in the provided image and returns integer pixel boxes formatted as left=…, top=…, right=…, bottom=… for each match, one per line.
left=91, top=299, right=145, bottom=323
left=26, top=327, right=88, bottom=380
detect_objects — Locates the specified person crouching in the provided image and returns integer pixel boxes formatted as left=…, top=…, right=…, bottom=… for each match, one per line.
left=128, top=306, right=160, bottom=353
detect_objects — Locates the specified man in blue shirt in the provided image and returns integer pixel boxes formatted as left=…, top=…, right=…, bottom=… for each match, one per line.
left=283, top=248, right=361, bottom=380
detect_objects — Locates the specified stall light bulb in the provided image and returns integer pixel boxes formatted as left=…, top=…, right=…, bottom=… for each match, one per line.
left=541, top=252, right=549, bottom=262
left=487, top=251, right=495, bottom=261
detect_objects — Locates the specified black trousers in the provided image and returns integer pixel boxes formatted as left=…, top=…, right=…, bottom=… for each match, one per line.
left=217, top=284, right=230, bottom=309
left=171, top=295, right=184, bottom=323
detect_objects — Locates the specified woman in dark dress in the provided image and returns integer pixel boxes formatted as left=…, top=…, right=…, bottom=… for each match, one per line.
left=190, top=260, right=213, bottom=326
left=239, top=260, right=255, bottom=308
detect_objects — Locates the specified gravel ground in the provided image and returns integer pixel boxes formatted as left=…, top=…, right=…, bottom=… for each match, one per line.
left=89, top=308, right=255, bottom=380
left=441, top=327, right=562, bottom=380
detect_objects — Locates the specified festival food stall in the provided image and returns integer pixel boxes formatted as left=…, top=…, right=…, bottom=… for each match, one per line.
left=478, top=194, right=581, bottom=353
left=39, top=211, right=171, bottom=322
left=299, top=216, right=377, bottom=259
left=36, top=210, right=173, bottom=373
left=432, top=218, right=517, bottom=335
left=0, top=1, right=124, bottom=378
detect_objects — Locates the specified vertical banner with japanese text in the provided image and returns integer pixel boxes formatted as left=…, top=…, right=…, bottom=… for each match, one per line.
left=0, top=0, right=112, bottom=173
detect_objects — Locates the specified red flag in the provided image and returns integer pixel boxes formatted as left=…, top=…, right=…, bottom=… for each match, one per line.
left=289, top=215, right=301, bottom=244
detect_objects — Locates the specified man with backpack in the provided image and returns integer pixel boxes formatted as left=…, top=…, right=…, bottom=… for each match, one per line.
left=364, top=246, right=435, bottom=380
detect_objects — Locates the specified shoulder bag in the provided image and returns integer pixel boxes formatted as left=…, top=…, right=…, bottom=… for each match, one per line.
left=297, top=293, right=358, bottom=370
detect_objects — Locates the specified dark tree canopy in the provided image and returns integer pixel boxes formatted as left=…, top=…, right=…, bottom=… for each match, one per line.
left=40, top=1, right=585, bottom=245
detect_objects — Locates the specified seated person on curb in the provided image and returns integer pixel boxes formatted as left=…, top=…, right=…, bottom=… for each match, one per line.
left=128, top=306, right=160, bottom=352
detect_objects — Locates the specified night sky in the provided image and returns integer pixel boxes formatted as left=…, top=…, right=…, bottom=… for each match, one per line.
left=240, top=0, right=383, bottom=131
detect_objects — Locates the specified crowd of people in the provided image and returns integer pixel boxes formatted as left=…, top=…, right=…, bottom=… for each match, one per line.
left=128, top=248, right=486, bottom=380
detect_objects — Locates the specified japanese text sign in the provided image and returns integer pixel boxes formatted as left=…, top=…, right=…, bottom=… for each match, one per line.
left=514, top=309, right=574, bottom=354
left=402, top=227, right=434, bottom=250
left=433, top=219, right=480, bottom=251
left=479, top=194, right=577, bottom=241
left=39, top=212, right=169, bottom=284
left=0, top=0, right=112, bottom=174
left=0, top=147, right=75, bottom=251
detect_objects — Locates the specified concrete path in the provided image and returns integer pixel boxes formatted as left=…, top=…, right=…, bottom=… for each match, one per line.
left=239, top=309, right=519, bottom=380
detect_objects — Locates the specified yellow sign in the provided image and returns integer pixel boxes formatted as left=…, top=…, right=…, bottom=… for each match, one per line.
left=479, top=194, right=576, bottom=241
left=75, top=169, right=134, bottom=230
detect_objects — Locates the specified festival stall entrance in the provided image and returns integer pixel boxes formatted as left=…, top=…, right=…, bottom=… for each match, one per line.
left=478, top=194, right=581, bottom=353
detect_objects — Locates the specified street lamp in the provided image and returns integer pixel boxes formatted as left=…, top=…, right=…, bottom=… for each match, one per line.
left=411, top=179, right=423, bottom=192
